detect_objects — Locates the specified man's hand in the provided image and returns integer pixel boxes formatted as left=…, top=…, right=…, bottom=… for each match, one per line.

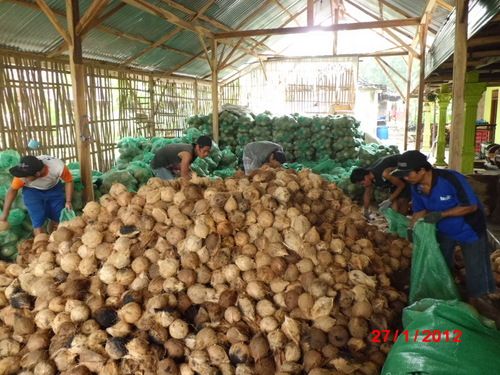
left=378, top=199, right=392, bottom=211
left=423, top=211, right=442, bottom=224
left=65, top=201, right=72, bottom=210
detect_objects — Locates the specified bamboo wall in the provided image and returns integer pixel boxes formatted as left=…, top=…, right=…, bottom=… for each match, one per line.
left=236, top=57, right=358, bottom=115
left=0, top=54, right=239, bottom=171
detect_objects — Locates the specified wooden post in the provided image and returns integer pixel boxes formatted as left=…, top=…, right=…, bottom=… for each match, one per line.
left=415, top=23, right=428, bottom=150
left=436, top=84, right=451, bottom=166
left=462, top=71, right=487, bottom=174
left=66, top=0, right=94, bottom=202
left=211, top=39, right=219, bottom=143
left=308, top=0, right=314, bottom=27
left=148, top=75, right=156, bottom=137
left=332, top=0, right=339, bottom=54
left=194, top=79, right=199, bottom=115
left=404, top=55, right=413, bottom=150
left=449, top=0, right=468, bottom=171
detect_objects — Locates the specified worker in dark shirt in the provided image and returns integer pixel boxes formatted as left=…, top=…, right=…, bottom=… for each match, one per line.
left=242, top=141, right=286, bottom=175
left=392, top=150, right=496, bottom=313
left=350, top=154, right=410, bottom=218
left=151, top=136, right=212, bottom=180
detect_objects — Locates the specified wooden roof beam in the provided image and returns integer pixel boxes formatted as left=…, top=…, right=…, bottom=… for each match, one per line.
left=275, top=0, right=301, bottom=26
left=34, top=0, right=71, bottom=45
left=410, top=0, right=437, bottom=52
left=123, top=0, right=216, bottom=66
left=375, top=57, right=406, bottom=98
left=76, top=0, right=110, bottom=35
left=343, top=0, right=414, bottom=40
left=161, top=0, right=276, bottom=53
left=121, top=0, right=212, bottom=37
left=344, top=10, right=418, bottom=57
left=214, top=18, right=420, bottom=39
left=437, top=0, right=454, bottom=12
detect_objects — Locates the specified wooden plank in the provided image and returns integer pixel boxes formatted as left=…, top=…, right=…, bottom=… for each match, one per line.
left=34, top=0, right=71, bottom=45
left=198, top=35, right=213, bottom=70
left=410, top=0, right=437, bottom=53
left=76, top=0, right=110, bottom=36
left=331, top=0, right=339, bottom=55
left=211, top=39, right=219, bottom=143
left=66, top=0, right=94, bottom=201
left=215, top=17, right=420, bottom=39
left=449, top=0, right=468, bottom=171
left=415, top=19, right=428, bottom=150
left=308, top=0, right=314, bottom=26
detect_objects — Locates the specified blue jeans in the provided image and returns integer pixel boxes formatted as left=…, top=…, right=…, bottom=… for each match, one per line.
left=152, top=167, right=175, bottom=180
left=23, top=182, right=65, bottom=229
left=437, top=233, right=496, bottom=298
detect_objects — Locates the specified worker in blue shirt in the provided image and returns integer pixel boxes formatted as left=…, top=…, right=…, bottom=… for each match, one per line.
left=392, top=150, right=496, bottom=312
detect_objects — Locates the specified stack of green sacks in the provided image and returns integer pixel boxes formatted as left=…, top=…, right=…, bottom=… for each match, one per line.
left=0, top=150, right=31, bottom=261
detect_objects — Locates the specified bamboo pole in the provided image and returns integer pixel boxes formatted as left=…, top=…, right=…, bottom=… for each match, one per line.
left=211, top=39, right=219, bottom=143
left=449, top=0, right=468, bottom=171
left=415, top=21, right=428, bottom=150
left=67, top=0, right=94, bottom=201
left=404, top=54, right=414, bottom=150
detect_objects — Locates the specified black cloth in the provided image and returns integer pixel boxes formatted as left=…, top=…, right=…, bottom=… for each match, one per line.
left=368, top=155, right=399, bottom=187
left=151, top=143, right=194, bottom=170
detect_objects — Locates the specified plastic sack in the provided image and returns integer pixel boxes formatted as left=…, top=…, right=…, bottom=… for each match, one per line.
left=0, top=150, right=20, bottom=171
left=59, top=208, right=76, bottom=223
left=409, top=221, right=460, bottom=303
left=383, top=208, right=410, bottom=239
left=382, top=299, right=500, bottom=375
left=101, top=170, right=138, bottom=192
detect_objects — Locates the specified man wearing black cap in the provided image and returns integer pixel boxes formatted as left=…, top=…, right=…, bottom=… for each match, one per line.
left=0, top=155, right=74, bottom=235
left=151, top=136, right=212, bottom=180
left=242, top=141, right=286, bottom=175
left=392, top=150, right=495, bottom=307
left=350, top=155, right=410, bottom=218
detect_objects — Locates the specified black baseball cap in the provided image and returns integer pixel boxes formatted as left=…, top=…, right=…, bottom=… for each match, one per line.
left=9, top=156, right=44, bottom=177
left=196, top=135, right=212, bottom=148
left=391, top=150, right=431, bottom=178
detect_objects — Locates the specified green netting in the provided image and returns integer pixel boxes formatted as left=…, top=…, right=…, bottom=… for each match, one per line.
left=0, top=150, right=20, bottom=171
left=383, top=208, right=410, bottom=239
left=382, top=299, right=500, bottom=375
left=410, top=221, right=461, bottom=303
left=0, top=230, right=18, bottom=246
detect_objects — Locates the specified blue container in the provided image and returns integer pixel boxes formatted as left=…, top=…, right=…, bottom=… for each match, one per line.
left=376, top=126, right=389, bottom=140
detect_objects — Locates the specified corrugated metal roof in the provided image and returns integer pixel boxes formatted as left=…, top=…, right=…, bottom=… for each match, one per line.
left=0, top=0, right=458, bottom=78
left=426, top=0, right=500, bottom=77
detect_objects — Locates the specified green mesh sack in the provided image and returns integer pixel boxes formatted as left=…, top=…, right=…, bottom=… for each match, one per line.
left=0, top=230, right=18, bottom=246
left=0, top=150, right=20, bottom=171
left=126, top=161, right=153, bottom=185
left=0, top=244, right=17, bottom=259
left=220, top=148, right=238, bottom=167
left=191, top=158, right=210, bottom=177
left=383, top=208, right=410, bottom=239
left=59, top=208, right=76, bottom=223
left=409, top=221, right=460, bottom=303
left=212, top=168, right=236, bottom=178
left=382, top=299, right=500, bottom=375
left=6, top=209, right=25, bottom=227
left=101, top=170, right=138, bottom=192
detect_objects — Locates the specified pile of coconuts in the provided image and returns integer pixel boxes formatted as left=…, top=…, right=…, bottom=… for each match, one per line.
left=0, top=166, right=412, bottom=375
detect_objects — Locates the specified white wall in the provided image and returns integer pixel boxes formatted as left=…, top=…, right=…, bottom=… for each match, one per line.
left=354, top=88, right=380, bottom=140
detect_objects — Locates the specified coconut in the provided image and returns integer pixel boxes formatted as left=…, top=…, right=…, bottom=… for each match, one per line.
left=169, top=319, right=189, bottom=339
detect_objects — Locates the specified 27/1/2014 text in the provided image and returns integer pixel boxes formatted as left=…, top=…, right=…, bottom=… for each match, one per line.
left=369, top=329, right=463, bottom=343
